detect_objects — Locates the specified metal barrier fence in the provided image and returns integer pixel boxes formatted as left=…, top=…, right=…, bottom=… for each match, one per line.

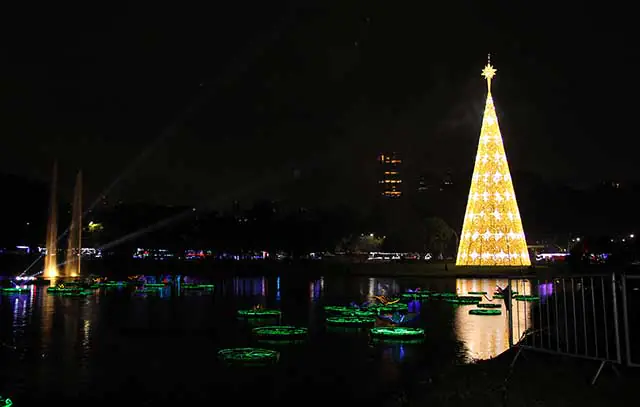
left=507, top=273, right=625, bottom=384
left=621, top=274, right=640, bottom=367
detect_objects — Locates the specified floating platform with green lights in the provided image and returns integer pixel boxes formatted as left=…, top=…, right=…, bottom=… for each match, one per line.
left=468, top=291, right=487, bottom=295
left=143, top=283, right=166, bottom=288
left=514, top=295, right=539, bottom=302
left=469, top=308, right=502, bottom=316
left=47, top=286, right=81, bottom=294
left=252, top=326, right=308, bottom=341
left=218, top=347, right=280, bottom=366
left=0, top=395, right=13, bottom=407
left=325, top=316, right=376, bottom=327
left=182, top=283, right=214, bottom=290
left=445, top=296, right=482, bottom=305
left=0, top=287, right=30, bottom=294
left=400, top=291, right=431, bottom=300
left=430, top=292, right=458, bottom=298
left=135, top=288, right=162, bottom=294
left=237, top=309, right=281, bottom=318
left=477, top=303, right=502, bottom=309
left=370, top=326, right=424, bottom=340
left=376, top=303, right=409, bottom=313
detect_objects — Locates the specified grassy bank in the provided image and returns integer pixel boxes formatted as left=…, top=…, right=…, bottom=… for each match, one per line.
left=402, top=347, right=638, bottom=406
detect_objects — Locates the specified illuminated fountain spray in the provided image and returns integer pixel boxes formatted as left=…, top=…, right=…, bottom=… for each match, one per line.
left=64, top=171, right=83, bottom=278
left=43, top=162, right=59, bottom=279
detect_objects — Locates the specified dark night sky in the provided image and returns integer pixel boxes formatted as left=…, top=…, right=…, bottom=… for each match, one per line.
left=0, top=2, right=637, bottom=208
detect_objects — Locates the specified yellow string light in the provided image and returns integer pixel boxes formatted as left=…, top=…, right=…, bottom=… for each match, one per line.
left=456, top=58, right=531, bottom=267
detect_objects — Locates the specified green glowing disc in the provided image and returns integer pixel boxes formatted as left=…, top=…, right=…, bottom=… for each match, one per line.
left=0, top=287, right=30, bottom=294
left=324, top=305, right=358, bottom=313
left=325, top=316, right=376, bottom=327
left=377, top=303, right=409, bottom=313
left=237, top=309, right=281, bottom=318
left=445, top=296, right=482, bottom=304
left=468, top=291, right=487, bottom=295
left=183, top=283, right=215, bottom=290
left=477, top=303, right=502, bottom=309
left=252, top=326, right=308, bottom=340
left=370, top=326, right=425, bottom=339
left=514, top=295, right=540, bottom=302
left=469, top=308, right=502, bottom=316
left=47, top=287, right=81, bottom=294
left=0, top=396, right=13, bottom=407
left=400, top=292, right=431, bottom=299
left=431, top=292, right=458, bottom=298
left=492, top=293, right=505, bottom=299
left=135, top=288, right=161, bottom=294
left=217, top=347, right=280, bottom=366
left=144, top=283, right=165, bottom=288
left=60, top=290, right=93, bottom=297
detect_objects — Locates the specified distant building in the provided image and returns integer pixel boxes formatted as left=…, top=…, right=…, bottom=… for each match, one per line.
left=378, top=153, right=402, bottom=198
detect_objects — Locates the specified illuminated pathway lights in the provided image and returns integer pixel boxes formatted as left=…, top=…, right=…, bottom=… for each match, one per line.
left=469, top=308, right=502, bottom=316
left=370, top=327, right=425, bottom=339
left=252, top=326, right=308, bottom=341
left=217, top=348, right=280, bottom=366
left=237, top=309, right=281, bottom=318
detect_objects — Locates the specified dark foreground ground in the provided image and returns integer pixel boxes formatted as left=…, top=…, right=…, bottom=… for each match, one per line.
left=399, top=347, right=638, bottom=407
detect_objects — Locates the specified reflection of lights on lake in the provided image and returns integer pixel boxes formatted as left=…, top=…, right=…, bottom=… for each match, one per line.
left=454, top=278, right=532, bottom=361
left=408, top=300, right=421, bottom=313
left=309, top=280, right=321, bottom=301
left=368, top=278, right=375, bottom=297
left=276, top=277, right=281, bottom=301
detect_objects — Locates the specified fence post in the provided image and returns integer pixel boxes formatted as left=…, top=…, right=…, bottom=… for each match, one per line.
left=611, top=273, right=622, bottom=364
left=508, top=278, right=514, bottom=348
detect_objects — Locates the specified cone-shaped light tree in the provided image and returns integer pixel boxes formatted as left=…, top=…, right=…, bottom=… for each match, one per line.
left=456, top=58, right=531, bottom=266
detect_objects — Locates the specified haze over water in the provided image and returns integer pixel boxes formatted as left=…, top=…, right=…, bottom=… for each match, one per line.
left=0, top=275, right=532, bottom=406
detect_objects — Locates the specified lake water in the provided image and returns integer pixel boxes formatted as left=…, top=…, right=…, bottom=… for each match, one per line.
left=0, top=275, right=533, bottom=406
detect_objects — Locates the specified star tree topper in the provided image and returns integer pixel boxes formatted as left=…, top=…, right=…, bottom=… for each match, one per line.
left=482, top=55, right=497, bottom=89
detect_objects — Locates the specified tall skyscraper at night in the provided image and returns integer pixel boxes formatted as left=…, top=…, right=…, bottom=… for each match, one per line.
left=378, top=153, right=402, bottom=198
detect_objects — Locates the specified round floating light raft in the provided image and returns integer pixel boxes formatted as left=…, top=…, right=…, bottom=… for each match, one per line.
left=431, top=292, right=458, bottom=298
left=325, top=316, right=376, bottom=327
left=60, top=290, right=93, bottom=297
left=400, top=292, right=431, bottom=299
left=468, top=291, right=487, bottom=295
left=47, top=287, right=81, bottom=294
left=376, top=303, right=409, bottom=313
left=514, top=295, right=540, bottom=302
left=252, top=326, right=308, bottom=341
left=143, top=283, right=166, bottom=288
left=469, top=309, right=502, bottom=316
left=324, top=305, right=357, bottom=313
left=0, top=287, right=30, bottom=294
left=135, top=288, right=161, bottom=294
left=183, top=283, right=215, bottom=290
left=370, top=326, right=424, bottom=339
left=237, top=309, right=281, bottom=318
left=477, top=303, right=502, bottom=309
left=492, top=293, right=505, bottom=299
left=445, top=296, right=482, bottom=305
left=217, top=348, right=280, bottom=366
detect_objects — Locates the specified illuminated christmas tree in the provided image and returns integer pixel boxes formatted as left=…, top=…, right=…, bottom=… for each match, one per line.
left=456, top=58, right=531, bottom=267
